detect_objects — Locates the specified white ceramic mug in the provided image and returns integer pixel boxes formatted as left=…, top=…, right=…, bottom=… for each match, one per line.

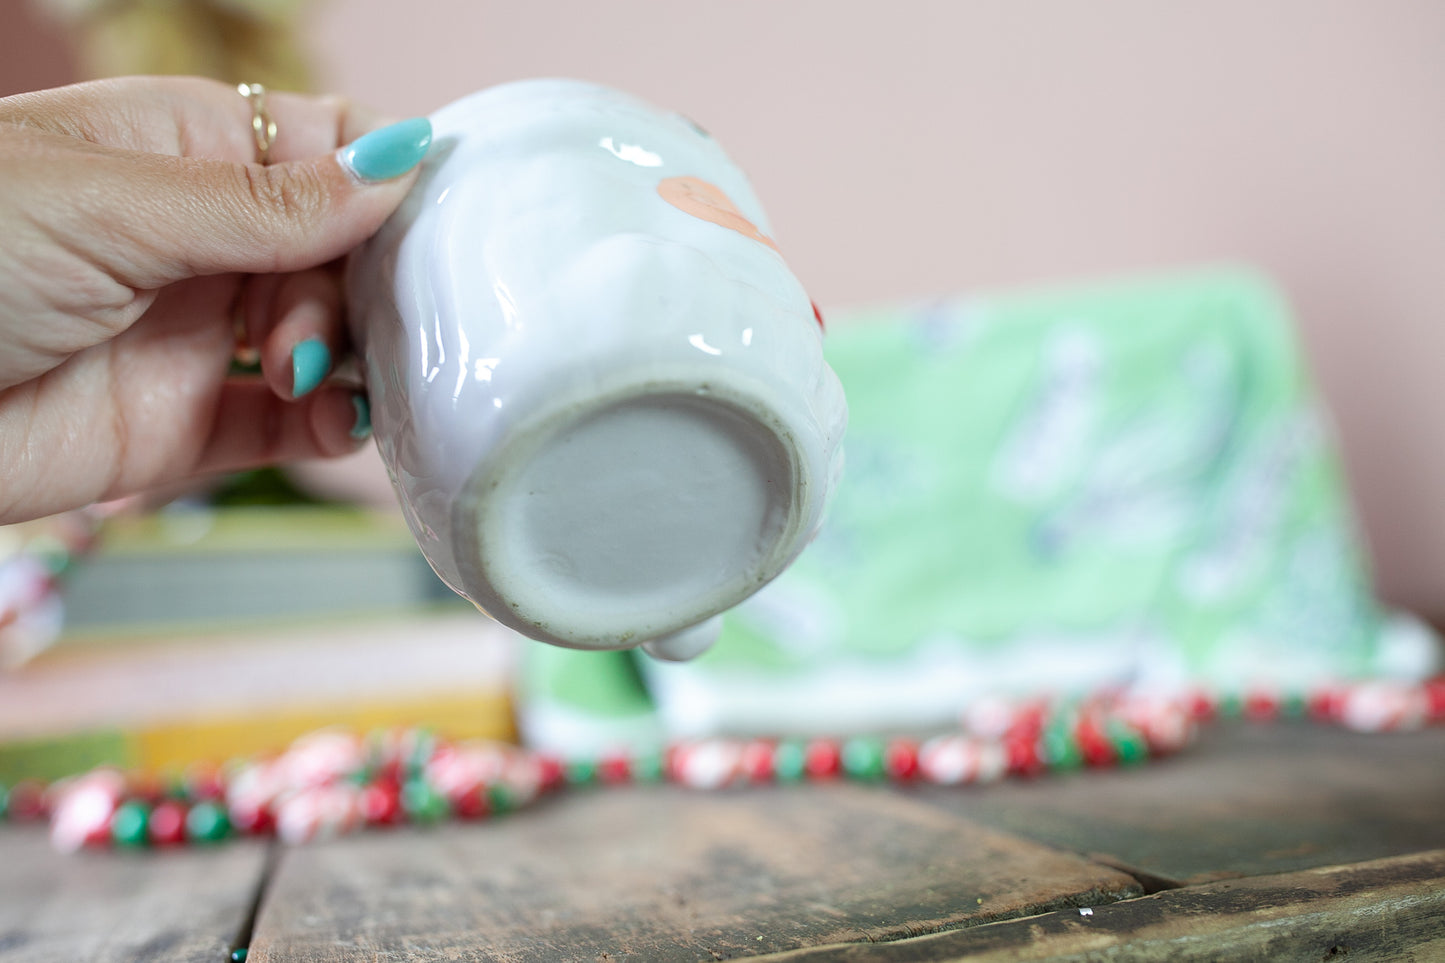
left=346, top=79, right=846, bottom=660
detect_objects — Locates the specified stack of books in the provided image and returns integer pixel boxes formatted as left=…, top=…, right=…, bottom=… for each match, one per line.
left=0, top=505, right=517, bottom=784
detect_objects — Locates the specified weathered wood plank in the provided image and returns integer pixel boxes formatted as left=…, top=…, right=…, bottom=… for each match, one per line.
left=0, top=825, right=269, bottom=963
left=749, top=849, right=1445, bottom=962
left=249, top=783, right=1141, bottom=962
left=918, top=724, right=1445, bottom=885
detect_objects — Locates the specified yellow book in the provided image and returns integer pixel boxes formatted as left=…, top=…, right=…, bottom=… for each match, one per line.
left=1, top=610, right=516, bottom=783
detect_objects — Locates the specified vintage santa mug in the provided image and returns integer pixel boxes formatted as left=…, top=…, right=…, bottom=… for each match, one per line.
left=346, top=79, right=846, bottom=660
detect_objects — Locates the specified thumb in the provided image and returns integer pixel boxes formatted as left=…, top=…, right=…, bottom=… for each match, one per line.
left=113, top=117, right=433, bottom=285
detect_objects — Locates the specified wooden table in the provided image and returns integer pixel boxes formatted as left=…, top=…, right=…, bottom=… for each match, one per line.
left=3, top=724, right=1443, bottom=962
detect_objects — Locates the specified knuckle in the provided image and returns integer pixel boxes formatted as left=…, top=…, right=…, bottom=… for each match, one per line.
left=240, top=162, right=327, bottom=227
left=318, top=93, right=350, bottom=118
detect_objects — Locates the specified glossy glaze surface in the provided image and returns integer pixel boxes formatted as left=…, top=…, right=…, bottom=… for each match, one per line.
left=347, top=79, right=845, bottom=653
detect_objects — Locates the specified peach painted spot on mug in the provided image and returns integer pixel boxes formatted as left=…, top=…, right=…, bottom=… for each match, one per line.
left=658, top=176, right=780, bottom=254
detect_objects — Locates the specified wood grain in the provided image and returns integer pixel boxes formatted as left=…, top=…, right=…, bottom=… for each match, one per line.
left=0, top=826, right=269, bottom=963
left=918, top=724, right=1445, bottom=885
left=749, top=849, right=1445, bottom=962
left=248, top=783, right=1141, bottom=962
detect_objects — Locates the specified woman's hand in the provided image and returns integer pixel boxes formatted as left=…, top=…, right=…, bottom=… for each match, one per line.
left=0, top=76, right=431, bottom=524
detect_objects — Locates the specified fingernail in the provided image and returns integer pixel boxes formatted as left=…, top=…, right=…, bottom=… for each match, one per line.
left=338, top=117, right=432, bottom=183
left=349, top=394, right=372, bottom=441
left=290, top=339, right=331, bottom=398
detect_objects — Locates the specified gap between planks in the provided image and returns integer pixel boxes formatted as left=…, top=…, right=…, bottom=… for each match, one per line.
left=744, top=848, right=1445, bottom=963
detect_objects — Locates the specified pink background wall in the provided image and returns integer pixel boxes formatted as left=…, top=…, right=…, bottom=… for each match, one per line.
left=1, top=0, right=76, bottom=93
left=6, top=1, right=1445, bottom=616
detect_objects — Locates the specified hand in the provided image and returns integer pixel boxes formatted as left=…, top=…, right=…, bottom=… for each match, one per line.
left=0, top=76, right=432, bottom=524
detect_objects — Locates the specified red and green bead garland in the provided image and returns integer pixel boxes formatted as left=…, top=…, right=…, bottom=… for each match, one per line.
left=4, top=676, right=1441, bottom=853
left=21, top=729, right=552, bottom=852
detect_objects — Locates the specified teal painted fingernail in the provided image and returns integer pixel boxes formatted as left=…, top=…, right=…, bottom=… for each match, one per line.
left=339, top=117, right=432, bottom=183
left=291, top=339, right=331, bottom=398
left=349, top=394, right=372, bottom=440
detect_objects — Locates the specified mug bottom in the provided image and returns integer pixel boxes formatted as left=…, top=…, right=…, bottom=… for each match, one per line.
left=453, top=383, right=811, bottom=653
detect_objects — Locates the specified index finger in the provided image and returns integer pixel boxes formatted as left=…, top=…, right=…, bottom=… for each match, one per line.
left=240, top=87, right=395, bottom=164
left=0, top=76, right=395, bottom=164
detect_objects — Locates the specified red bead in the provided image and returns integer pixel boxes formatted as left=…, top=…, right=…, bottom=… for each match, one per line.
left=1187, top=691, right=1216, bottom=721
left=147, top=800, right=189, bottom=846
left=372, top=759, right=404, bottom=786
left=740, top=741, right=775, bottom=783
left=1308, top=688, right=1344, bottom=722
left=535, top=755, right=566, bottom=792
left=452, top=785, right=490, bottom=820
left=883, top=739, right=919, bottom=781
left=7, top=780, right=48, bottom=821
left=1075, top=717, right=1114, bottom=767
left=667, top=740, right=690, bottom=780
left=1424, top=678, right=1445, bottom=721
left=1005, top=734, right=1044, bottom=777
left=1244, top=692, right=1279, bottom=722
left=597, top=754, right=632, bottom=785
left=359, top=782, right=403, bottom=826
left=82, top=820, right=114, bottom=849
left=1007, top=704, right=1046, bottom=739
left=804, top=739, right=842, bottom=779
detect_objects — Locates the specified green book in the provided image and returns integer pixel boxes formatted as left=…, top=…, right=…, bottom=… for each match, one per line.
left=520, top=269, right=1439, bottom=752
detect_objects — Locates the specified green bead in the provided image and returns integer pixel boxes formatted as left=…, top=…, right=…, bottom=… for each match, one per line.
left=406, top=731, right=436, bottom=775
left=111, top=800, right=151, bottom=848
left=1280, top=693, right=1308, bottom=720
left=1218, top=693, right=1244, bottom=719
left=0, top=782, right=9, bottom=819
left=772, top=740, right=807, bottom=782
left=230, top=948, right=249, bottom=962
left=564, top=760, right=597, bottom=786
left=631, top=753, right=664, bottom=783
left=400, top=779, right=448, bottom=824
left=841, top=738, right=885, bottom=780
left=186, top=801, right=231, bottom=842
left=30, top=535, right=69, bottom=577
left=486, top=783, right=515, bottom=815
left=1041, top=728, right=1082, bottom=770
left=1109, top=727, right=1149, bottom=766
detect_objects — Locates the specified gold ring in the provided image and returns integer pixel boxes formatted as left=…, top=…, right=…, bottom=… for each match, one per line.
left=237, top=82, right=277, bottom=165
left=230, top=293, right=261, bottom=373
